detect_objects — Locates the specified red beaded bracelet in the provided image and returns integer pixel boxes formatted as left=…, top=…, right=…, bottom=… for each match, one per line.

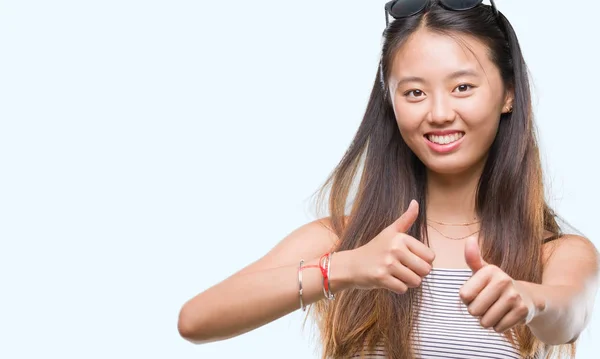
left=297, top=253, right=336, bottom=311
left=319, top=252, right=336, bottom=300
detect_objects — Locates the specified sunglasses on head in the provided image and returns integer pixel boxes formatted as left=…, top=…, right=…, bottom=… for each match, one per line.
left=384, top=0, right=499, bottom=28
left=379, top=0, right=502, bottom=96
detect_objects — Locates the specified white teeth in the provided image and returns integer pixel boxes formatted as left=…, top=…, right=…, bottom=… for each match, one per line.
left=427, top=133, right=463, bottom=145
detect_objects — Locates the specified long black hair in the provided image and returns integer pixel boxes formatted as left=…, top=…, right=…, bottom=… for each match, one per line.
left=312, top=2, right=574, bottom=359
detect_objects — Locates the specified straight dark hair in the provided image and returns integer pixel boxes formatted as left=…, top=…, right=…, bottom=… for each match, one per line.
left=310, top=3, right=575, bottom=359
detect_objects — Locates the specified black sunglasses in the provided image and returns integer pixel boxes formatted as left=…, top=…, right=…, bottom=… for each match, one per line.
left=379, top=0, right=502, bottom=96
left=384, top=0, right=499, bottom=28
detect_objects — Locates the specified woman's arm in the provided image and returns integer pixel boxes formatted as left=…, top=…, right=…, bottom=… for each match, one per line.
left=176, top=218, right=353, bottom=344
left=522, top=235, right=600, bottom=344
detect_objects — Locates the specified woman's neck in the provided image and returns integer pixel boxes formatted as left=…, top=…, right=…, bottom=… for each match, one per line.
left=425, top=166, right=483, bottom=223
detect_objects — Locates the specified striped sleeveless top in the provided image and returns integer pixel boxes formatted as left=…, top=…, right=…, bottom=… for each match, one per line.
left=351, top=268, right=523, bottom=359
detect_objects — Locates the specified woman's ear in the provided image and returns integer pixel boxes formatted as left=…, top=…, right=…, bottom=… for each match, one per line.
left=502, top=90, right=514, bottom=114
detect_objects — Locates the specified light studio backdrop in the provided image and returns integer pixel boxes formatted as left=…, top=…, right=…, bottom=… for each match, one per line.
left=0, top=1, right=598, bottom=358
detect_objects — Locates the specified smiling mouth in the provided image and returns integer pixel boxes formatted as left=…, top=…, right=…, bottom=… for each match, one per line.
left=425, top=132, right=464, bottom=145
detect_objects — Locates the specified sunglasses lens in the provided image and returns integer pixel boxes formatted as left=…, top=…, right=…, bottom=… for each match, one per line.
left=439, top=0, right=483, bottom=10
left=386, top=0, right=428, bottom=18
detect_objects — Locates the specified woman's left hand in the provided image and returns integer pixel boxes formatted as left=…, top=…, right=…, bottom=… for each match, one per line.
left=459, top=237, right=537, bottom=333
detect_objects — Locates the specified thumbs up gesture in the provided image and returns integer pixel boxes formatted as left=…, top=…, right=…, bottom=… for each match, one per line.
left=347, top=200, right=436, bottom=294
left=459, top=237, right=537, bottom=333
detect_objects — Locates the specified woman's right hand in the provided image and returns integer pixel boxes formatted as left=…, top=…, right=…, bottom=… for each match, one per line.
left=346, top=200, right=435, bottom=294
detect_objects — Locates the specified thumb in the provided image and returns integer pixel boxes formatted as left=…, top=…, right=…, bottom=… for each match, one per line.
left=392, top=199, right=419, bottom=233
left=465, top=236, right=487, bottom=272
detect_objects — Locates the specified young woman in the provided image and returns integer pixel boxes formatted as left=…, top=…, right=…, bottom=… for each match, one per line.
left=178, top=1, right=599, bottom=358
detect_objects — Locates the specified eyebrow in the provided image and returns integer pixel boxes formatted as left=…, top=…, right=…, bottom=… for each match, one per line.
left=395, top=69, right=479, bottom=87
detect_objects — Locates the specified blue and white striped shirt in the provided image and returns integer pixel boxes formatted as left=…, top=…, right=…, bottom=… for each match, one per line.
left=351, top=268, right=523, bottom=359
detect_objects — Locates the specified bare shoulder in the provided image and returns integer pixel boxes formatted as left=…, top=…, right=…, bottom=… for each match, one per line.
left=231, top=216, right=344, bottom=277
left=541, top=232, right=599, bottom=284
left=542, top=231, right=599, bottom=262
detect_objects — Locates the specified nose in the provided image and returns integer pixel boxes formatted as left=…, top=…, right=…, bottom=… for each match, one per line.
left=427, top=95, right=456, bottom=125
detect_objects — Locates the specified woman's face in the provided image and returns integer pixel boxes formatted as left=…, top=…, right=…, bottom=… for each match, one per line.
left=388, top=28, right=513, bottom=176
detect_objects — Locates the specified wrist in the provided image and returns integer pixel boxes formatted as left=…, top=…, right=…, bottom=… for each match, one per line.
left=327, top=250, right=356, bottom=294
left=515, top=280, right=547, bottom=322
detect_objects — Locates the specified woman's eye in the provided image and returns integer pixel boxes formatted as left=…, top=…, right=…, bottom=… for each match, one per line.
left=405, top=89, right=424, bottom=97
left=454, top=84, right=473, bottom=92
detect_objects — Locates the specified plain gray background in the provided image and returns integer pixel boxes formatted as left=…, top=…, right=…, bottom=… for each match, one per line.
left=1, top=0, right=598, bottom=358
